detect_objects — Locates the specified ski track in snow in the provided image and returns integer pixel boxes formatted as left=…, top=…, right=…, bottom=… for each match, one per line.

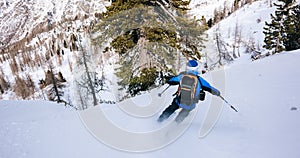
left=1, top=51, right=300, bottom=158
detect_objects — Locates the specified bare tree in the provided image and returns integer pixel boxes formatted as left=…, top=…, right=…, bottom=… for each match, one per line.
left=0, top=68, right=10, bottom=94
left=233, top=20, right=242, bottom=58
left=214, top=25, right=234, bottom=66
left=13, top=74, right=35, bottom=99
left=49, top=64, right=61, bottom=102
left=75, top=35, right=98, bottom=108
left=43, top=63, right=67, bottom=103
left=82, top=49, right=97, bottom=106
left=268, top=0, right=272, bottom=7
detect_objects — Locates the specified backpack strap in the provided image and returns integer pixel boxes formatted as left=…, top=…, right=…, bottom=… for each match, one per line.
left=197, top=75, right=206, bottom=101
left=174, top=72, right=202, bottom=96
left=197, top=76, right=202, bottom=87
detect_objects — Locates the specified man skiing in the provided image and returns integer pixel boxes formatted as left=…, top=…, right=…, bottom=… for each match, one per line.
left=158, top=60, right=221, bottom=123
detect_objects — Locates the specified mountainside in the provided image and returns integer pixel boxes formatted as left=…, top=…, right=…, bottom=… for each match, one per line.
left=0, top=0, right=109, bottom=102
left=0, top=0, right=297, bottom=108
left=1, top=49, right=300, bottom=158
left=0, top=0, right=107, bottom=51
left=192, top=0, right=277, bottom=68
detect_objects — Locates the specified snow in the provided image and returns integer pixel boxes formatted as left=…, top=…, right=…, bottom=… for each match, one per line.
left=1, top=50, right=300, bottom=158
left=189, top=0, right=279, bottom=68
left=1, top=0, right=300, bottom=157
left=207, top=0, right=276, bottom=48
left=189, top=0, right=235, bottom=19
left=0, top=0, right=109, bottom=101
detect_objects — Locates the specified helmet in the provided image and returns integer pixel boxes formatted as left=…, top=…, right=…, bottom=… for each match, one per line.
left=186, top=60, right=198, bottom=71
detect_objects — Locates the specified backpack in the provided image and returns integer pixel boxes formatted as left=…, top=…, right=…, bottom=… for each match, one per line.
left=179, top=73, right=199, bottom=105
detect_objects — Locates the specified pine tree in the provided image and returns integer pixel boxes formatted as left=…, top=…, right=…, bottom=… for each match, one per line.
left=282, top=4, right=300, bottom=51
left=263, top=13, right=285, bottom=54
left=263, top=0, right=299, bottom=54
left=93, top=0, right=207, bottom=96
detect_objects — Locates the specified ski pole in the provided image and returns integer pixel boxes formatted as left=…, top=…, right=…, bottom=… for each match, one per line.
left=158, top=85, right=171, bottom=97
left=219, top=95, right=238, bottom=112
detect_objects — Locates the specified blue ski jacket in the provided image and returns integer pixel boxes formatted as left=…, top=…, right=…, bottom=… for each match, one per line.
left=167, top=70, right=220, bottom=110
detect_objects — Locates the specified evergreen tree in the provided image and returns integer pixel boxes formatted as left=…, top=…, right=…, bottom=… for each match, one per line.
left=263, top=3, right=285, bottom=54
left=263, top=13, right=285, bottom=54
left=263, top=0, right=297, bottom=54
left=282, top=4, right=300, bottom=51
left=93, top=0, right=207, bottom=96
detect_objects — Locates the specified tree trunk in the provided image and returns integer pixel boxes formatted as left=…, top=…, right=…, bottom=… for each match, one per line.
left=49, top=65, right=61, bottom=102
left=82, top=50, right=98, bottom=106
left=215, top=32, right=223, bottom=66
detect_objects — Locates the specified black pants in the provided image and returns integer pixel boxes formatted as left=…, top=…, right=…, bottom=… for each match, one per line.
left=158, top=97, right=191, bottom=123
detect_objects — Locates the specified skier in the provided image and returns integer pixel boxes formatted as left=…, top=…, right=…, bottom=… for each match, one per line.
left=158, top=60, right=221, bottom=123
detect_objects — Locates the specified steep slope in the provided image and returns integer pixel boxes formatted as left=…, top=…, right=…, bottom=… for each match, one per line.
left=0, top=0, right=107, bottom=52
left=189, top=0, right=235, bottom=19
left=0, top=0, right=109, bottom=100
left=1, top=50, right=300, bottom=158
left=0, top=0, right=282, bottom=103
left=190, top=0, right=277, bottom=68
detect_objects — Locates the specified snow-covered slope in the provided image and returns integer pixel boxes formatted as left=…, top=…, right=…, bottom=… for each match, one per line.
left=0, top=0, right=106, bottom=48
left=190, top=0, right=278, bottom=67
left=207, top=0, right=276, bottom=51
left=1, top=50, right=300, bottom=158
left=0, top=0, right=111, bottom=101
left=189, top=0, right=234, bottom=19
left=0, top=0, right=284, bottom=103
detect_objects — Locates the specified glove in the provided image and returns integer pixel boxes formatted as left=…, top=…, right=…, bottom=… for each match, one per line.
left=211, top=88, right=220, bottom=96
left=162, top=75, right=173, bottom=85
left=164, top=75, right=174, bottom=81
left=165, top=76, right=179, bottom=85
left=167, top=80, right=179, bottom=85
